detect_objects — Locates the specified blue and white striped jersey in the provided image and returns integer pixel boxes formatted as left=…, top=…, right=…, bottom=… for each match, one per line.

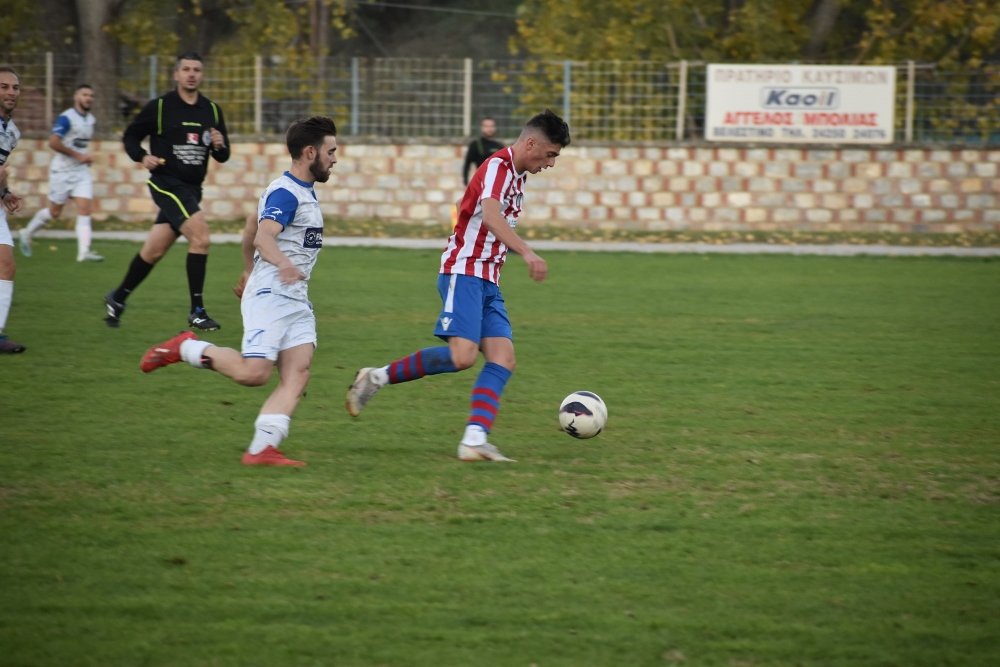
left=246, top=171, right=325, bottom=303
left=50, top=108, right=95, bottom=171
left=0, top=115, right=20, bottom=168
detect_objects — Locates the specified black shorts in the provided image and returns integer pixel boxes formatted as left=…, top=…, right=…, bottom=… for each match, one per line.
left=147, top=175, right=203, bottom=233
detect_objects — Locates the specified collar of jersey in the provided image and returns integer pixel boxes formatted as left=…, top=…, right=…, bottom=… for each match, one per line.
left=506, top=147, right=522, bottom=177
left=283, top=171, right=314, bottom=189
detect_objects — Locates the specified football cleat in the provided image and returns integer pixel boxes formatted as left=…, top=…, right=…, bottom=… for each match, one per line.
left=140, top=331, right=197, bottom=373
left=78, top=251, right=104, bottom=262
left=345, top=367, right=382, bottom=417
left=18, top=232, right=31, bottom=257
left=241, top=447, right=306, bottom=467
left=457, top=442, right=516, bottom=463
left=104, top=291, right=126, bottom=328
left=0, top=335, right=26, bottom=354
left=188, top=308, right=221, bottom=332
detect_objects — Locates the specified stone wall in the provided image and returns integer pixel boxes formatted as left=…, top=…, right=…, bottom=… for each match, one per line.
left=8, top=138, right=999, bottom=233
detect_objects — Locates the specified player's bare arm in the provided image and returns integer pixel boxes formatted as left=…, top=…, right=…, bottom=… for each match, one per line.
left=232, top=214, right=258, bottom=298
left=479, top=197, right=547, bottom=282
left=48, top=133, right=92, bottom=165
left=254, top=218, right=305, bottom=285
left=0, top=168, right=21, bottom=214
left=2, top=191, right=21, bottom=214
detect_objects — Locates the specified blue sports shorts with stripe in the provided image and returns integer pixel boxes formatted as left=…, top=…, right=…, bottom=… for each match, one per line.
left=434, top=272, right=512, bottom=344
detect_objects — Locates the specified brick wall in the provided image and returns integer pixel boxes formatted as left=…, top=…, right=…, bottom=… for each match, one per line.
left=9, top=139, right=999, bottom=233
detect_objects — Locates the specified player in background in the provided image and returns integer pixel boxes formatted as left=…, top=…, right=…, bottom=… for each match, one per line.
left=462, top=116, right=504, bottom=185
left=0, top=66, right=26, bottom=354
left=346, top=109, right=570, bottom=462
left=104, top=52, right=230, bottom=330
left=20, top=84, right=103, bottom=262
left=139, top=116, right=339, bottom=467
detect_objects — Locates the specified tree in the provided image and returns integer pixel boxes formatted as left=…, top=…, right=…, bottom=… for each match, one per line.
left=511, top=0, right=999, bottom=64
left=75, top=0, right=128, bottom=127
left=511, top=0, right=999, bottom=141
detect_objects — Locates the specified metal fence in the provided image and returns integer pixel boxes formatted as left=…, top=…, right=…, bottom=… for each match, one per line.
left=2, top=52, right=997, bottom=146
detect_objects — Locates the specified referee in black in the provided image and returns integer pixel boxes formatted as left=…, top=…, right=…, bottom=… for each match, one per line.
left=105, top=51, right=230, bottom=330
left=462, top=116, right=504, bottom=185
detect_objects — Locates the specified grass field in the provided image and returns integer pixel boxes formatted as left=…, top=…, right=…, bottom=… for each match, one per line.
left=1, top=239, right=998, bottom=666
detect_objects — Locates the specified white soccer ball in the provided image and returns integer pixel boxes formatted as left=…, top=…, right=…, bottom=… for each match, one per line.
left=558, top=391, right=608, bottom=439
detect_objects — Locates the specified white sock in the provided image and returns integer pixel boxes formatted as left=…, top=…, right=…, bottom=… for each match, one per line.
left=76, top=215, right=92, bottom=257
left=461, top=424, right=488, bottom=446
left=248, top=414, right=291, bottom=455
left=24, top=208, right=52, bottom=237
left=0, top=279, right=11, bottom=332
left=179, top=339, right=213, bottom=368
left=372, top=366, right=390, bottom=385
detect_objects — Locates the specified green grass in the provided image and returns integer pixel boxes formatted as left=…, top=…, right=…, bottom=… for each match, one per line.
left=1, top=240, right=999, bottom=666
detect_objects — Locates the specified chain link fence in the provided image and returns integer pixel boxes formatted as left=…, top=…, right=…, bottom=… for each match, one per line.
left=2, top=53, right=996, bottom=145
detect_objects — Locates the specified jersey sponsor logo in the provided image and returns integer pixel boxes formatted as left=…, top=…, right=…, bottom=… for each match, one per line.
left=202, top=130, right=212, bottom=146
left=440, top=316, right=453, bottom=331
left=186, top=132, right=200, bottom=144
left=303, top=227, right=323, bottom=249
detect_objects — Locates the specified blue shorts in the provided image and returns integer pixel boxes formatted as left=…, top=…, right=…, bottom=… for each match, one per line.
left=434, top=273, right=512, bottom=344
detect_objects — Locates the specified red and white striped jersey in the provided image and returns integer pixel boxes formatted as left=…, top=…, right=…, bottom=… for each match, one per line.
left=439, top=146, right=526, bottom=284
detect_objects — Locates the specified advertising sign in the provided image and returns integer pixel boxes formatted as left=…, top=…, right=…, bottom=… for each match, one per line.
left=705, top=64, right=896, bottom=144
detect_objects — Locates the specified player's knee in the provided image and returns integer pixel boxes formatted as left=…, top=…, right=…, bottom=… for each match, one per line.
left=0, top=254, right=17, bottom=279
left=238, top=367, right=272, bottom=386
left=451, top=350, right=478, bottom=370
left=188, top=233, right=210, bottom=253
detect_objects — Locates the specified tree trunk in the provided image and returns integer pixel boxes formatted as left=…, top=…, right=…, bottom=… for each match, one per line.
left=804, top=0, right=842, bottom=60
left=75, top=0, right=125, bottom=136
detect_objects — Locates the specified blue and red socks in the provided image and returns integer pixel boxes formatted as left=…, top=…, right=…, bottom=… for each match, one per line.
left=383, top=346, right=457, bottom=384
left=465, top=361, right=512, bottom=438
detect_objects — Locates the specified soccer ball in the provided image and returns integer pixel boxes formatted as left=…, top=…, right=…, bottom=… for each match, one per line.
left=558, top=391, right=608, bottom=439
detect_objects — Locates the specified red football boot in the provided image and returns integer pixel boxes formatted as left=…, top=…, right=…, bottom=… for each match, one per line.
left=140, top=331, right=197, bottom=373
left=241, top=446, right=306, bottom=467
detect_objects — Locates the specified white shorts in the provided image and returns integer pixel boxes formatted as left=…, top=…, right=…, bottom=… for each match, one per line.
left=48, top=168, right=93, bottom=205
left=0, top=209, right=11, bottom=246
left=240, top=290, right=317, bottom=362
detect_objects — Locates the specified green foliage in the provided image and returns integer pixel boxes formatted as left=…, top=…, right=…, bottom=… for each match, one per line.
left=514, top=0, right=1000, bottom=64
left=0, top=0, right=47, bottom=52
left=2, top=241, right=999, bottom=665
left=105, top=0, right=180, bottom=59
left=512, top=0, right=999, bottom=143
left=106, top=0, right=355, bottom=133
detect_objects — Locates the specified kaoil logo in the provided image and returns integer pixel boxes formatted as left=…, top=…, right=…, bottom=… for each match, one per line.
left=761, top=87, right=838, bottom=109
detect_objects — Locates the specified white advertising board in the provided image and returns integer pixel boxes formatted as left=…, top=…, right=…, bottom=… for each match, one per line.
left=705, top=64, right=896, bottom=144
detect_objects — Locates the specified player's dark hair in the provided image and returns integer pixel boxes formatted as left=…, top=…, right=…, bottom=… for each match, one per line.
left=175, top=51, right=204, bottom=66
left=286, top=116, right=338, bottom=159
left=0, top=66, right=20, bottom=80
left=526, top=109, right=571, bottom=147
left=75, top=83, right=93, bottom=92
